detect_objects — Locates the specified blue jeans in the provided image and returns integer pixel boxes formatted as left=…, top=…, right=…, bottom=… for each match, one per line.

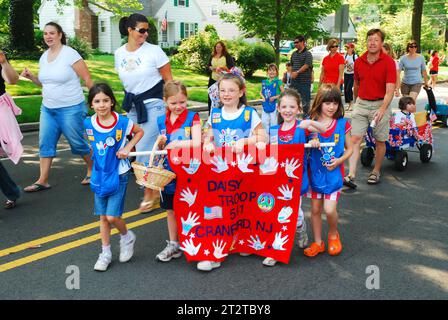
left=292, top=82, right=311, bottom=116
left=94, top=172, right=129, bottom=217
left=39, top=101, right=90, bottom=158
left=126, top=99, right=166, bottom=164
left=0, top=162, right=21, bottom=201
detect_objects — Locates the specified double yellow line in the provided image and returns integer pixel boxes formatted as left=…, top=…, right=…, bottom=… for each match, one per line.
left=0, top=209, right=167, bottom=273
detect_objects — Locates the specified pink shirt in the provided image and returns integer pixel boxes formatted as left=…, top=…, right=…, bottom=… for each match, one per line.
left=0, top=93, right=23, bottom=164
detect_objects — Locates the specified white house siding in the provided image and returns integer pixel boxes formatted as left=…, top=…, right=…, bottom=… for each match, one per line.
left=154, top=0, right=206, bottom=46
left=38, top=0, right=76, bottom=37
left=195, top=0, right=243, bottom=39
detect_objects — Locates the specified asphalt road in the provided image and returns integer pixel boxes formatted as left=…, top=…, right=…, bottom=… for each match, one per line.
left=1, top=86, right=448, bottom=300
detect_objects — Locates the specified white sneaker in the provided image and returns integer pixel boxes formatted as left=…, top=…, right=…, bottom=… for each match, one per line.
left=156, top=241, right=182, bottom=262
left=94, top=253, right=112, bottom=272
left=197, top=260, right=221, bottom=272
left=262, top=257, right=278, bottom=267
left=239, top=252, right=252, bottom=257
left=119, top=230, right=136, bottom=262
left=296, top=221, right=309, bottom=249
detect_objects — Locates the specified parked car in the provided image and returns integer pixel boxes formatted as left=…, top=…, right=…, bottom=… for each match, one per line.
left=309, top=45, right=328, bottom=62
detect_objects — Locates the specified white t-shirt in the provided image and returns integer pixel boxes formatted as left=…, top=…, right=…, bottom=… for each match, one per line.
left=38, top=45, right=85, bottom=108
left=344, top=54, right=356, bottom=74
left=90, top=112, right=134, bottom=174
left=207, top=106, right=262, bottom=134
left=394, top=111, right=417, bottom=128
left=114, top=42, right=170, bottom=96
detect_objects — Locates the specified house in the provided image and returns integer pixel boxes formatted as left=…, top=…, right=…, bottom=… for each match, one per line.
left=195, top=0, right=244, bottom=39
left=38, top=0, right=207, bottom=53
left=315, top=14, right=358, bottom=46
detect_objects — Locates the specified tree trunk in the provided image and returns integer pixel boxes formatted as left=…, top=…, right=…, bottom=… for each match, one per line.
left=9, top=0, right=35, bottom=53
left=411, top=0, right=424, bottom=50
left=274, top=0, right=281, bottom=67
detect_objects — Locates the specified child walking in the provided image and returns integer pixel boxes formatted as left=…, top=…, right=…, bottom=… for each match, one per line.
left=263, top=88, right=326, bottom=267
left=261, top=64, right=284, bottom=135
left=84, top=83, right=144, bottom=271
left=155, top=80, right=202, bottom=262
left=304, top=84, right=353, bottom=257
left=201, top=72, right=267, bottom=271
left=282, top=62, right=292, bottom=89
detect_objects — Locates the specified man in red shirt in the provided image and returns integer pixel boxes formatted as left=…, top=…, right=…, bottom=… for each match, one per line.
left=344, top=29, right=396, bottom=188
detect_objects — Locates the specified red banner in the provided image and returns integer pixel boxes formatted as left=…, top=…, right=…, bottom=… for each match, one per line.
left=168, top=144, right=304, bottom=264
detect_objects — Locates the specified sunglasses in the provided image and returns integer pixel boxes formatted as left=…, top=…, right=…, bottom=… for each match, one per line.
left=330, top=45, right=339, bottom=48
left=132, top=27, right=149, bottom=34
left=409, top=44, right=417, bottom=48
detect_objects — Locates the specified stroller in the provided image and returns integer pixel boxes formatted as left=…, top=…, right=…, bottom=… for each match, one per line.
left=423, top=86, right=448, bottom=127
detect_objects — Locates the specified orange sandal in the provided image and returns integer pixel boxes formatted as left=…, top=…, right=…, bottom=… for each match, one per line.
left=328, top=232, right=342, bottom=256
left=303, top=242, right=325, bottom=257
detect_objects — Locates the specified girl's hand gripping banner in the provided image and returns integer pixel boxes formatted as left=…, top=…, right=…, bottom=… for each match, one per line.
left=168, top=144, right=304, bottom=264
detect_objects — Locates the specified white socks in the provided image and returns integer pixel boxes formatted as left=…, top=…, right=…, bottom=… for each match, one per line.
left=102, top=245, right=112, bottom=256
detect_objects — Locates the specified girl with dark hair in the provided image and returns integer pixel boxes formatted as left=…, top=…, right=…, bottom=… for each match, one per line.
left=207, top=41, right=235, bottom=113
left=20, top=22, right=94, bottom=192
left=84, top=83, right=144, bottom=271
left=304, top=84, right=353, bottom=258
left=115, top=13, right=173, bottom=213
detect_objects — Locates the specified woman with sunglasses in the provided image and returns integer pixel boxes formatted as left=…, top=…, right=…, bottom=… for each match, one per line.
left=398, top=41, right=428, bottom=100
left=116, top=13, right=173, bottom=213
left=319, top=39, right=345, bottom=88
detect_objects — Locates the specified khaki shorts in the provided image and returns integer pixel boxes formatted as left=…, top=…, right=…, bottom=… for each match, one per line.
left=351, top=98, right=391, bottom=142
left=401, top=82, right=422, bottom=96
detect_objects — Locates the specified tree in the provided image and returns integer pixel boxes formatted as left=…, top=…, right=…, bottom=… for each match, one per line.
left=8, top=0, right=35, bottom=54
left=56, top=0, right=142, bottom=16
left=411, top=0, right=424, bottom=48
left=221, top=0, right=342, bottom=66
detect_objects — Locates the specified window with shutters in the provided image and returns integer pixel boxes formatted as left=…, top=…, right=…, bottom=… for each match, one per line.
left=179, top=0, right=185, bottom=6
left=184, top=23, right=197, bottom=38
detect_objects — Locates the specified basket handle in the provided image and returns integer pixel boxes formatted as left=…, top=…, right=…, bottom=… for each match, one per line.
left=149, top=135, right=164, bottom=168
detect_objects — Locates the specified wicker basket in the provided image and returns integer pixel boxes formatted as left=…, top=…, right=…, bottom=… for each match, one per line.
left=131, top=136, right=176, bottom=191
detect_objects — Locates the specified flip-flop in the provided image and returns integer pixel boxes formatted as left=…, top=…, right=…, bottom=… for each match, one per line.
left=343, top=175, right=357, bottom=189
left=24, top=183, right=51, bottom=193
left=81, top=176, right=91, bottom=185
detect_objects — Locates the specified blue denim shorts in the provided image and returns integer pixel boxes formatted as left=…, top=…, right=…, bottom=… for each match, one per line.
left=94, top=172, right=129, bottom=217
left=39, top=101, right=90, bottom=158
left=126, top=99, right=166, bottom=164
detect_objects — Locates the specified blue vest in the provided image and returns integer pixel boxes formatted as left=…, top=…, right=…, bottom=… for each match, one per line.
left=157, top=111, right=197, bottom=194
left=210, top=106, right=254, bottom=147
left=261, top=79, right=278, bottom=113
left=270, top=120, right=309, bottom=195
left=84, top=115, right=129, bottom=197
left=309, top=118, right=347, bottom=194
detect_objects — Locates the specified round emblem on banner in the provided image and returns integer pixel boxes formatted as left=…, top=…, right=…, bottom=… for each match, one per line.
left=106, top=136, right=115, bottom=147
left=258, top=193, right=275, bottom=212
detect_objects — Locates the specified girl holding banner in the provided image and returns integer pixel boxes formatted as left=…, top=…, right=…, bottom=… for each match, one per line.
left=304, top=84, right=353, bottom=258
left=155, top=81, right=202, bottom=262
left=264, top=89, right=326, bottom=266
left=200, top=72, right=267, bottom=271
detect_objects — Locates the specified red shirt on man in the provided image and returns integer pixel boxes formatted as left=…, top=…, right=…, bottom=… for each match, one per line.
left=321, top=53, right=345, bottom=85
left=354, top=50, right=397, bottom=100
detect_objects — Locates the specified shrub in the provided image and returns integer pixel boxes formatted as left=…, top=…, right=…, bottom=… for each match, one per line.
left=68, top=37, right=92, bottom=60
left=147, top=17, right=158, bottom=45
left=162, top=46, right=178, bottom=56
left=34, top=29, right=45, bottom=52
left=236, top=42, right=275, bottom=77
left=174, top=30, right=219, bottom=73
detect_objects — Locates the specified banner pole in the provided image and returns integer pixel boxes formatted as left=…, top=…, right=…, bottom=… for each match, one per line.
left=128, top=142, right=336, bottom=157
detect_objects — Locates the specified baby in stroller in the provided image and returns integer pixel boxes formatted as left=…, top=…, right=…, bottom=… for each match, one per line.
left=391, top=96, right=418, bottom=139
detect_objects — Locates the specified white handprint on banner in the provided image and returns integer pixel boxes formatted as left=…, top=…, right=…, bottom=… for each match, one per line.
left=277, top=184, right=294, bottom=201
left=182, top=158, right=201, bottom=175
left=260, top=157, right=279, bottom=175
left=181, top=211, right=201, bottom=235
left=247, top=235, right=266, bottom=251
left=210, top=156, right=229, bottom=173
left=278, top=206, right=293, bottom=223
left=179, top=187, right=198, bottom=207
left=213, top=240, right=229, bottom=259
left=237, top=153, right=254, bottom=173
left=179, top=239, right=202, bottom=256
left=272, top=232, right=289, bottom=251
left=284, top=158, right=301, bottom=179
